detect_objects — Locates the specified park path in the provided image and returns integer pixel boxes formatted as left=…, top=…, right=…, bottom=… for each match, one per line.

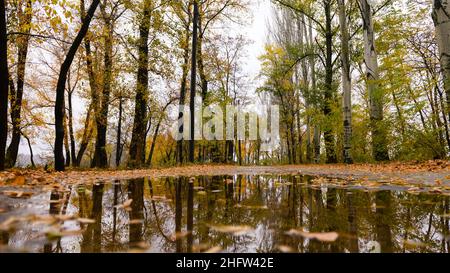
left=0, top=161, right=449, bottom=188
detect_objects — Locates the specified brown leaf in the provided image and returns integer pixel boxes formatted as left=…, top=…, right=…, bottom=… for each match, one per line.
left=129, top=219, right=144, bottom=225
left=11, top=176, right=26, bottom=186
left=285, top=229, right=339, bottom=242
left=203, top=246, right=222, bottom=253
left=77, top=218, right=95, bottom=224
left=170, top=231, right=191, bottom=241
left=209, top=224, right=254, bottom=235
left=2, top=190, right=33, bottom=199
left=0, top=216, right=20, bottom=230
left=277, top=245, right=295, bottom=253
left=116, top=199, right=133, bottom=209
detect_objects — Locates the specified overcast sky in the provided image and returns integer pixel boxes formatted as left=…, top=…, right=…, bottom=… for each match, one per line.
left=241, top=0, right=272, bottom=84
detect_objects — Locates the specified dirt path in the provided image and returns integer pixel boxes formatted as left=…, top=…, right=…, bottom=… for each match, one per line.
left=0, top=161, right=449, bottom=188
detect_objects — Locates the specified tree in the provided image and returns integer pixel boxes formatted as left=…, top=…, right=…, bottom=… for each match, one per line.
left=91, top=0, right=119, bottom=168
left=359, top=0, right=389, bottom=161
left=129, top=0, right=152, bottom=167
left=174, top=0, right=192, bottom=164
left=0, top=0, right=8, bottom=171
left=189, top=0, right=199, bottom=163
left=76, top=0, right=98, bottom=167
left=54, top=0, right=101, bottom=171
left=433, top=0, right=450, bottom=126
left=5, top=0, right=33, bottom=168
left=338, top=0, right=353, bottom=163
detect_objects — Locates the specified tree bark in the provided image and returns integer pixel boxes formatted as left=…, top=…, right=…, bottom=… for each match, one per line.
left=189, top=0, right=199, bottom=163
left=116, top=95, right=122, bottom=167
left=22, top=132, right=35, bottom=168
left=64, top=111, right=71, bottom=166
left=360, top=0, right=389, bottom=161
left=323, top=0, right=337, bottom=163
left=75, top=0, right=97, bottom=167
left=176, top=2, right=192, bottom=165
left=54, top=0, right=100, bottom=171
left=307, top=17, right=320, bottom=164
left=338, top=0, right=353, bottom=163
left=75, top=102, right=94, bottom=166
left=67, top=90, right=77, bottom=165
left=5, top=0, right=32, bottom=168
left=197, top=3, right=208, bottom=100
left=433, top=0, right=450, bottom=129
left=0, top=0, right=8, bottom=171
left=129, top=0, right=151, bottom=167
left=92, top=2, right=113, bottom=168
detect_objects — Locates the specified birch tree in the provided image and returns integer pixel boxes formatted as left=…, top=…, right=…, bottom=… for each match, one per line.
left=433, top=0, right=450, bottom=126
left=359, top=0, right=389, bottom=161
left=338, top=0, right=353, bottom=163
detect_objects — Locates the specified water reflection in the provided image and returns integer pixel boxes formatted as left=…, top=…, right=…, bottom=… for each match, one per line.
left=1, top=175, right=450, bottom=253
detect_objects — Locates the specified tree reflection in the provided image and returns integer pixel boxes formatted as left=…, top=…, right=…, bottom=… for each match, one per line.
left=43, top=190, right=61, bottom=253
left=128, top=178, right=144, bottom=245
left=375, top=191, right=394, bottom=253
left=80, top=183, right=104, bottom=252
left=5, top=174, right=449, bottom=253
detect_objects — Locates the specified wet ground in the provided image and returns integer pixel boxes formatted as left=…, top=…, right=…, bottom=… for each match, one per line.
left=0, top=174, right=449, bottom=253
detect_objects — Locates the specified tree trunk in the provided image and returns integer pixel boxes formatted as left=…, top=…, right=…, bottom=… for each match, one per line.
left=147, top=118, right=161, bottom=167
left=189, top=0, right=199, bottom=163
left=176, top=2, right=192, bottom=165
left=433, top=0, right=450, bottom=127
left=75, top=102, right=94, bottom=166
left=323, top=0, right=337, bottom=163
left=308, top=17, right=320, bottom=164
left=92, top=4, right=113, bottom=168
left=360, top=0, right=389, bottom=161
left=338, top=0, right=353, bottom=164
left=22, top=132, right=35, bottom=168
left=116, top=95, right=122, bottom=167
left=129, top=0, right=151, bottom=167
left=64, top=112, right=71, bottom=166
left=75, top=0, right=97, bottom=167
left=67, top=90, right=77, bottom=165
left=197, top=3, right=208, bottom=101
left=5, top=0, right=32, bottom=168
left=0, top=0, right=8, bottom=171
left=54, top=0, right=100, bottom=171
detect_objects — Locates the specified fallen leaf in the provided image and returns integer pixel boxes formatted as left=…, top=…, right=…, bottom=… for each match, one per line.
left=2, top=190, right=33, bottom=199
left=209, top=224, right=254, bottom=235
left=429, top=188, right=443, bottom=194
left=131, top=241, right=150, bottom=249
left=151, top=196, right=167, bottom=201
left=285, top=229, right=339, bottom=242
left=77, top=218, right=95, bottom=224
left=277, top=245, right=295, bottom=253
left=403, top=240, right=427, bottom=249
left=129, top=219, right=144, bottom=225
left=11, top=176, right=25, bottom=186
left=170, top=231, right=191, bottom=241
left=0, top=216, right=20, bottom=230
left=204, top=246, right=222, bottom=253
left=116, top=199, right=133, bottom=209
left=235, top=204, right=268, bottom=210
left=45, top=228, right=83, bottom=240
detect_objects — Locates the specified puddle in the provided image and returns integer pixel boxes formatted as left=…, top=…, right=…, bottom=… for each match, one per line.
left=0, top=175, right=449, bottom=253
